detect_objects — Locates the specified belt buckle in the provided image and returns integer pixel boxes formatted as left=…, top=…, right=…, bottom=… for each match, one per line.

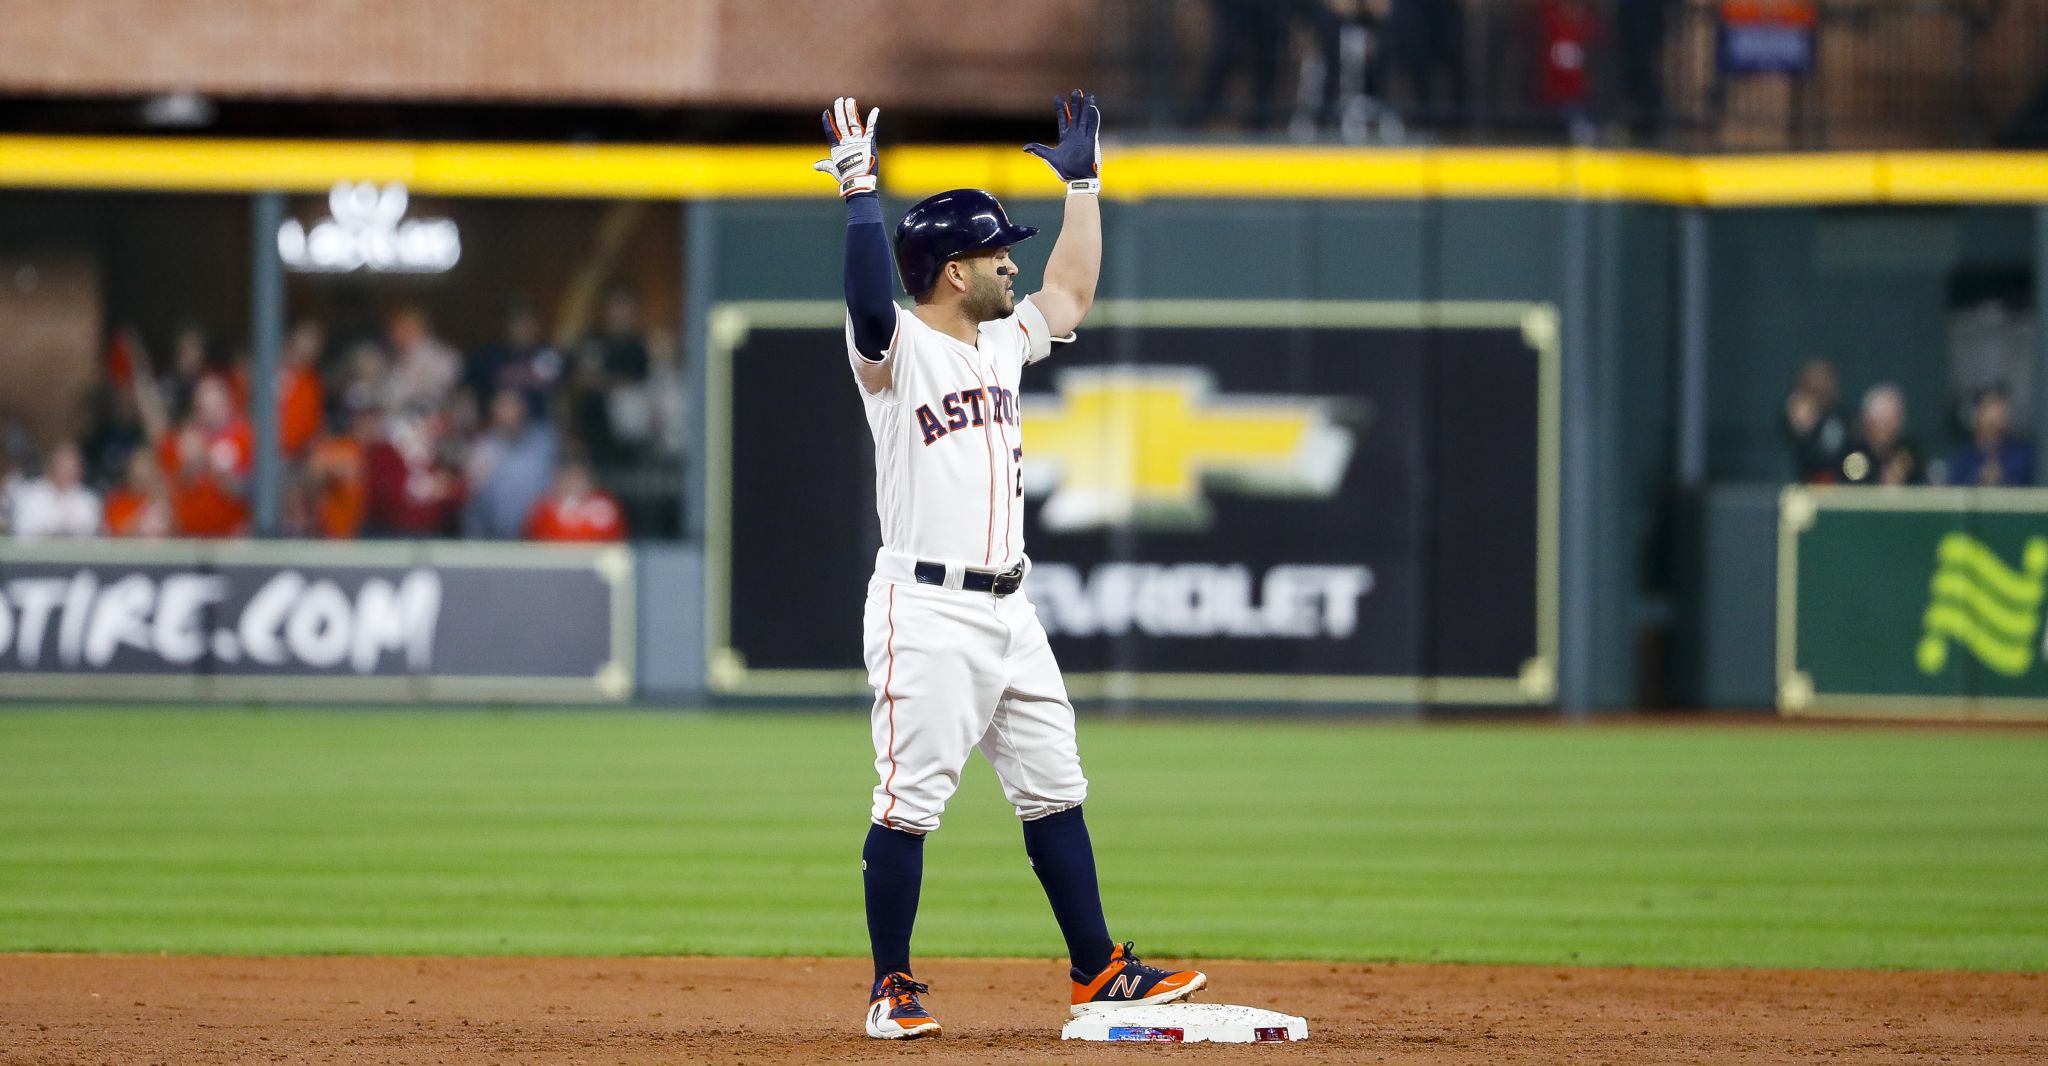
left=991, top=563, right=1023, bottom=597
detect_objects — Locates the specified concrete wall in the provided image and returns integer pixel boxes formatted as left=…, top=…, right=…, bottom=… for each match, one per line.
left=1670, top=485, right=1782, bottom=709
left=0, top=0, right=1096, bottom=110
left=634, top=544, right=705, bottom=702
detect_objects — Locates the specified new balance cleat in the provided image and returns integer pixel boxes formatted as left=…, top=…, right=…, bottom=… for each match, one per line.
left=865, top=971, right=942, bottom=1039
left=1070, top=940, right=1208, bottom=1016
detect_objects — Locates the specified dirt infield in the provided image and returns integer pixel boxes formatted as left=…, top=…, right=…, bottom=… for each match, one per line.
left=3, top=955, right=2042, bottom=1065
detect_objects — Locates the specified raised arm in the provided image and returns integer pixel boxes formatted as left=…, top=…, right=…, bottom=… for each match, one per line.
left=1023, top=90, right=1103, bottom=339
left=815, top=97, right=898, bottom=369
left=124, top=328, right=173, bottom=444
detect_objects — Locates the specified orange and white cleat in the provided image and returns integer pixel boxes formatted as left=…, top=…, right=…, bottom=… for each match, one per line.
left=865, top=971, right=942, bottom=1039
left=1069, top=941, right=1208, bottom=1016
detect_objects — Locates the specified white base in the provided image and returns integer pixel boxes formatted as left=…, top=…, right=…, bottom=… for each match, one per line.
left=1060, top=1003, right=1309, bottom=1044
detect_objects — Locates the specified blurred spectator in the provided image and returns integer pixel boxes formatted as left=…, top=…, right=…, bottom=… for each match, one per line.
left=160, top=377, right=254, bottom=537
left=576, top=285, right=655, bottom=464
left=1783, top=358, right=1849, bottom=482
left=11, top=442, right=101, bottom=538
left=1946, top=298, right=2035, bottom=436
left=0, top=442, right=19, bottom=535
left=1944, top=388, right=2034, bottom=487
left=646, top=326, right=689, bottom=462
left=0, top=420, right=35, bottom=533
left=463, top=387, right=558, bottom=539
left=1292, top=0, right=1396, bottom=142
left=1536, top=0, right=1599, bottom=140
left=103, top=322, right=142, bottom=390
left=1387, top=0, right=1466, bottom=124
left=1191, top=0, right=1295, bottom=132
left=158, top=376, right=252, bottom=478
left=1615, top=0, right=1671, bottom=141
left=383, top=305, right=462, bottom=413
left=1839, top=383, right=1920, bottom=486
left=161, top=321, right=214, bottom=422
left=83, top=379, right=150, bottom=490
left=278, top=319, right=327, bottom=459
left=305, top=399, right=380, bottom=539
left=364, top=407, right=463, bottom=537
left=168, top=443, right=249, bottom=535
left=102, top=450, right=175, bottom=538
left=467, top=298, right=565, bottom=423
left=332, top=340, right=392, bottom=421
left=56, top=279, right=678, bottom=543
left=526, top=458, right=626, bottom=542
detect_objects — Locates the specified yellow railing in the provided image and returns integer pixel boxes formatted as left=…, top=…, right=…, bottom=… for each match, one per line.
left=2, top=136, right=2045, bottom=205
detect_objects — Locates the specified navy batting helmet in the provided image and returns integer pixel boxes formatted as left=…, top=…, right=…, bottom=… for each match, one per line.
left=893, top=189, right=1038, bottom=298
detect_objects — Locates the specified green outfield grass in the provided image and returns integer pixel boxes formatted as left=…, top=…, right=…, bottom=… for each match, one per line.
left=0, top=708, right=2043, bottom=970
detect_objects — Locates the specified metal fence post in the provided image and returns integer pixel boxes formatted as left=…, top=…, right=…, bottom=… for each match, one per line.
left=1558, top=194, right=1596, bottom=716
left=683, top=199, right=718, bottom=545
left=249, top=191, right=285, bottom=538
left=1676, top=208, right=1710, bottom=489
left=2036, top=206, right=2048, bottom=486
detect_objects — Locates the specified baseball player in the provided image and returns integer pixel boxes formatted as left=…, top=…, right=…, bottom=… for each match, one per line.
left=814, top=92, right=1209, bottom=1039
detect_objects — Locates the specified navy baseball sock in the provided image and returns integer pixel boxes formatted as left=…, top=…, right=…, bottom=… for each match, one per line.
left=1021, top=806, right=1114, bottom=978
left=863, top=822, right=926, bottom=981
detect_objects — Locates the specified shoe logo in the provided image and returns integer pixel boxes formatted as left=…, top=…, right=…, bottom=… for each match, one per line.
left=1106, top=972, right=1145, bottom=999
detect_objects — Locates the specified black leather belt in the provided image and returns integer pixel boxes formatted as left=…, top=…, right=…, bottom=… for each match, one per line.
left=914, top=561, right=1023, bottom=596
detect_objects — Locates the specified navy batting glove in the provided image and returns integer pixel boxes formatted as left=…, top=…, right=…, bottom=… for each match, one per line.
left=1023, top=89, right=1101, bottom=194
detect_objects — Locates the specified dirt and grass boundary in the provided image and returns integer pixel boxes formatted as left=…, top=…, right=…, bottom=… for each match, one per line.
left=4, top=954, right=2043, bottom=1065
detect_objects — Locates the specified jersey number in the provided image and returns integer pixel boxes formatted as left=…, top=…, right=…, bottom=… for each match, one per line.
left=1013, top=447, right=1024, bottom=498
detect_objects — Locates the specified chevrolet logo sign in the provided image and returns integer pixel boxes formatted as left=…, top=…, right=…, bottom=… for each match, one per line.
left=1022, top=367, right=1356, bottom=532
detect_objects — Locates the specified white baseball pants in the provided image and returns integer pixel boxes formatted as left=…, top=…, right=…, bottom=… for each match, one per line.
left=862, top=559, right=1088, bottom=834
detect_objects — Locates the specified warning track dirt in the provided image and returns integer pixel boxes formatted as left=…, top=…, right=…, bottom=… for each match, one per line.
left=3, top=954, right=2042, bottom=1065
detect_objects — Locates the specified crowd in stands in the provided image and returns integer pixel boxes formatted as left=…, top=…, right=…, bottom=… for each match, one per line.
left=1190, top=0, right=1666, bottom=143
left=0, top=285, right=681, bottom=542
left=1783, top=358, right=2035, bottom=488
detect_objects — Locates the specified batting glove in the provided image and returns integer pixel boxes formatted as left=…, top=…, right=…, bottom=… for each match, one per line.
left=1023, top=89, right=1101, bottom=195
left=814, top=96, right=881, bottom=199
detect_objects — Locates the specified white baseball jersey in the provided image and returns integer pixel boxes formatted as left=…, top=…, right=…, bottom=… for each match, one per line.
left=847, top=297, right=1053, bottom=570
left=846, top=296, right=1086, bottom=834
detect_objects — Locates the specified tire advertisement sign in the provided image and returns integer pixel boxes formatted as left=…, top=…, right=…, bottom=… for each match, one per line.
left=0, top=542, right=634, bottom=702
left=707, top=301, right=1559, bottom=705
left=1779, top=486, right=2048, bottom=718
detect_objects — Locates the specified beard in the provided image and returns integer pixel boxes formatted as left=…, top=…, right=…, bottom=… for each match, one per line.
left=961, top=272, right=1016, bottom=323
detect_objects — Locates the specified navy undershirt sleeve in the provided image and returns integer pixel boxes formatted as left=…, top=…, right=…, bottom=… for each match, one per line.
left=844, top=193, right=897, bottom=362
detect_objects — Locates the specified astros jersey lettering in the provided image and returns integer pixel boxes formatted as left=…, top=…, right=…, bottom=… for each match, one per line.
left=846, top=296, right=1085, bottom=835
left=848, top=296, right=1052, bottom=569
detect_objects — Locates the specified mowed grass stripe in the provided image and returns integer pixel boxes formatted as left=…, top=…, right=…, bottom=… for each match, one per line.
left=0, top=709, right=2042, bottom=969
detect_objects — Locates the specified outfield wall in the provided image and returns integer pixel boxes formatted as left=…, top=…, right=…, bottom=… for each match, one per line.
left=689, top=196, right=1674, bottom=711
left=0, top=540, right=636, bottom=702
left=3, top=141, right=2045, bottom=710
left=1678, top=485, right=2048, bottom=719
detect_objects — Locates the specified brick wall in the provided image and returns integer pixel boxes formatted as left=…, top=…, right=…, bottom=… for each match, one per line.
left=0, top=0, right=1100, bottom=112
left=0, top=247, right=99, bottom=452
